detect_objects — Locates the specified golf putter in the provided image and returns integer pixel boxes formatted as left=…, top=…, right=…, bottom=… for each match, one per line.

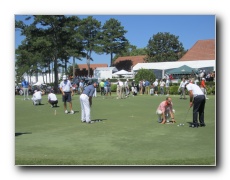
left=178, top=107, right=191, bottom=126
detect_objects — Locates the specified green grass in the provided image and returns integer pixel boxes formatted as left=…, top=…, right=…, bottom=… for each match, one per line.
left=15, top=93, right=216, bottom=166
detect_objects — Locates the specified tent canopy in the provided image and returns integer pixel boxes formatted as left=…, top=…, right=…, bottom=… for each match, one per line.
left=166, top=65, right=195, bottom=74
left=113, top=69, right=132, bottom=75
left=32, top=81, right=42, bottom=86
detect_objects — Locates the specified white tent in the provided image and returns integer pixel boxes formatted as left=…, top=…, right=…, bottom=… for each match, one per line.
left=133, top=60, right=215, bottom=71
left=113, top=69, right=132, bottom=75
left=32, top=82, right=42, bottom=86
left=133, top=60, right=215, bottom=79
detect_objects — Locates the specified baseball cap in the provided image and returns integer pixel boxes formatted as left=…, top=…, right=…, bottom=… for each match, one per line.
left=63, top=75, right=67, bottom=80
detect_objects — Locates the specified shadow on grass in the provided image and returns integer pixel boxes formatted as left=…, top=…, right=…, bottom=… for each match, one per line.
left=15, top=132, right=32, bottom=137
left=91, top=119, right=107, bottom=122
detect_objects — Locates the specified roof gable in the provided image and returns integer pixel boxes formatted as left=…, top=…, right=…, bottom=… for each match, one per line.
left=77, top=64, right=108, bottom=70
left=179, top=39, right=215, bottom=61
left=113, top=55, right=146, bottom=66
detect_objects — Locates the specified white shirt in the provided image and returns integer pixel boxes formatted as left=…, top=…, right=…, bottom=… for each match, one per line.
left=60, top=80, right=72, bottom=92
left=166, top=79, right=170, bottom=87
left=48, top=93, right=57, bottom=101
left=160, top=81, right=165, bottom=87
left=153, top=81, right=158, bottom=87
left=186, top=83, right=204, bottom=97
left=179, top=81, right=187, bottom=88
left=118, top=81, right=124, bottom=87
left=33, top=91, right=42, bottom=100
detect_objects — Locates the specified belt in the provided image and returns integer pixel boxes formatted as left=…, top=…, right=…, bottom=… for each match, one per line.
left=194, top=94, right=204, bottom=98
left=64, top=91, right=71, bottom=93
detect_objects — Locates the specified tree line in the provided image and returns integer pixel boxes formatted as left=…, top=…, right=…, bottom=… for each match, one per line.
left=15, top=15, right=186, bottom=93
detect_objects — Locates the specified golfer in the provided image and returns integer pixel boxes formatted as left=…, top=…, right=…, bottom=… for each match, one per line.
left=80, top=82, right=98, bottom=123
left=32, top=89, right=45, bottom=105
left=156, top=97, right=175, bottom=124
left=48, top=89, right=58, bottom=107
left=185, top=82, right=206, bottom=128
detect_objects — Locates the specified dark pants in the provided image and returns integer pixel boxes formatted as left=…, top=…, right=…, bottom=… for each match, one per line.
left=193, top=95, right=206, bottom=125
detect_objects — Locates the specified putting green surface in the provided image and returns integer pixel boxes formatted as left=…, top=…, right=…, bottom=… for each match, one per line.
left=15, top=93, right=215, bottom=165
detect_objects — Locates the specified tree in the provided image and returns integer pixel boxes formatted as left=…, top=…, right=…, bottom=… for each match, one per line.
left=145, top=32, right=186, bottom=62
left=112, top=45, right=147, bottom=62
left=134, top=68, right=156, bottom=83
left=101, top=18, right=129, bottom=66
left=78, top=16, right=101, bottom=77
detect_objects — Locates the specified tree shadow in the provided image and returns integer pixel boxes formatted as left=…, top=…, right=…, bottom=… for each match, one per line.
left=15, top=132, right=32, bottom=137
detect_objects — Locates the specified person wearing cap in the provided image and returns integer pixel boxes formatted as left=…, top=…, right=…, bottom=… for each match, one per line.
left=48, top=89, right=58, bottom=107
left=200, top=78, right=209, bottom=99
left=59, top=75, right=74, bottom=114
left=80, top=82, right=98, bottom=123
left=31, top=88, right=45, bottom=105
left=185, top=82, right=206, bottom=128
left=156, top=97, right=175, bottom=124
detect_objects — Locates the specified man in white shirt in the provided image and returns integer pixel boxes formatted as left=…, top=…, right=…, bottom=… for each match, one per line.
left=59, top=75, right=74, bottom=114
left=178, top=78, right=187, bottom=99
left=185, top=82, right=206, bottom=128
left=117, top=79, right=124, bottom=99
left=159, top=79, right=165, bottom=95
left=153, top=79, right=159, bottom=96
left=48, top=89, right=58, bottom=107
left=32, top=89, right=45, bottom=105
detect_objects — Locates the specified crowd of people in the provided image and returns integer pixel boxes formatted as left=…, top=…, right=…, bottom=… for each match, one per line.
left=16, top=68, right=213, bottom=127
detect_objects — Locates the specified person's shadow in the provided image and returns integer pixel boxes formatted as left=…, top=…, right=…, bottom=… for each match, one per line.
left=15, top=132, right=32, bottom=137
left=91, top=118, right=107, bottom=122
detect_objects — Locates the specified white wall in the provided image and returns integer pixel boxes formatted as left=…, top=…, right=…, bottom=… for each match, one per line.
left=94, top=70, right=112, bottom=80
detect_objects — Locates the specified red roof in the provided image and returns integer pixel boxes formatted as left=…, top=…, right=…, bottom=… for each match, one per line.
left=113, top=55, right=146, bottom=66
left=77, top=64, right=108, bottom=70
left=179, top=39, right=215, bottom=61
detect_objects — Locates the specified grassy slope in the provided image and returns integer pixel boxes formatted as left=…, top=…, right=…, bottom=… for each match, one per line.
left=15, top=93, right=215, bottom=165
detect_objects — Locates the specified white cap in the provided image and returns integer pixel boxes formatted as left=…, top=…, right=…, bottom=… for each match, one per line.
left=202, top=78, right=205, bottom=80
left=63, top=75, right=67, bottom=80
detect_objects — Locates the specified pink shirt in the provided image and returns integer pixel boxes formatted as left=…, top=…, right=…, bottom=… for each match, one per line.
left=157, top=100, right=173, bottom=113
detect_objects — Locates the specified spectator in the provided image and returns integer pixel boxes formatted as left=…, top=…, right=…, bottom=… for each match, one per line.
left=153, top=79, right=159, bottom=96
left=159, top=79, right=165, bottom=95
left=145, top=79, right=150, bottom=95
left=165, top=78, right=170, bottom=96
left=124, top=79, right=130, bottom=97
left=178, top=78, right=187, bottom=99
left=21, top=78, right=29, bottom=100
left=156, top=97, right=176, bottom=124
left=99, top=80, right=105, bottom=96
left=79, top=79, right=84, bottom=94
left=117, top=79, right=124, bottom=99
left=200, top=78, right=209, bottom=99
left=32, top=88, right=45, bottom=105
left=48, top=89, right=58, bottom=107
left=107, top=78, right=112, bottom=96
left=59, top=75, right=74, bottom=114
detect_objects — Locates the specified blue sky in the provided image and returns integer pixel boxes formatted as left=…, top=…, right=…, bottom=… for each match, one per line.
left=15, top=15, right=215, bottom=66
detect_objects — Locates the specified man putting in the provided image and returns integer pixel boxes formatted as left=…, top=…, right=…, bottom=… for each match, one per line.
left=185, top=82, right=206, bottom=128
left=156, top=97, right=176, bottom=124
left=80, top=82, right=98, bottom=124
